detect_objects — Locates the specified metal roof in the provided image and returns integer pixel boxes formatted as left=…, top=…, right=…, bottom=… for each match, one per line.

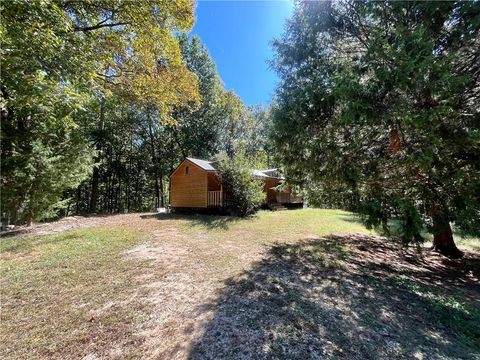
left=186, top=157, right=218, bottom=171
left=260, top=169, right=282, bottom=178
left=253, top=168, right=283, bottom=179
left=252, top=169, right=269, bottom=178
left=185, top=158, right=282, bottom=179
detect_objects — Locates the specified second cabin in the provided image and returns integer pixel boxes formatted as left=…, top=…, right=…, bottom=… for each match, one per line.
left=169, top=158, right=302, bottom=210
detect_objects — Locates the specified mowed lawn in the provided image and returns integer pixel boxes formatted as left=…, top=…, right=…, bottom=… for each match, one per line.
left=1, top=209, right=479, bottom=359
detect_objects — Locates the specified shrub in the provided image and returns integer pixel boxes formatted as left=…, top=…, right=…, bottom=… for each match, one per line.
left=217, top=155, right=264, bottom=216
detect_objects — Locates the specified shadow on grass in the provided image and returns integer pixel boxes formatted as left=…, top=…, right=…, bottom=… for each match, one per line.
left=338, top=213, right=365, bottom=226
left=139, top=213, right=246, bottom=230
left=188, top=235, right=480, bottom=359
left=0, top=232, right=81, bottom=254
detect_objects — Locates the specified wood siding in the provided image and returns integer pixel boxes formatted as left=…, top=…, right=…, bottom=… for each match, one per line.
left=263, top=178, right=302, bottom=204
left=207, top=172, right=221, bottom=191
left=170, top=160, right=208, bottom=208
left=170, top=158, right=303, bottom=208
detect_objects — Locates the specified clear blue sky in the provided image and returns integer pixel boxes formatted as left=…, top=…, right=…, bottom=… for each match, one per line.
left=192, top=1, right=294, bottom=106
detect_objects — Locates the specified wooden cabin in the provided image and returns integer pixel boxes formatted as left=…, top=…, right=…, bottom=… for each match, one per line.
left=169, top=158, right=302, bottom=209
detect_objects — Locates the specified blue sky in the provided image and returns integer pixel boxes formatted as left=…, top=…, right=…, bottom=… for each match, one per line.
left=192, top=1, right=294, bottom=106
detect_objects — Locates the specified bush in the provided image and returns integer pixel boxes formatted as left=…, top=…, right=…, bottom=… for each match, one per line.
left=217, top=155, right=264, bottom=216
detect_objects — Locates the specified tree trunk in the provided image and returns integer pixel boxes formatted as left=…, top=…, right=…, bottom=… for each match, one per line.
left=25, top=211, right=33, bottom=227
left=431, top=203, right=462, bottom=258
left=89, top=98, right=105, bottom=213
left=147, top=108, right=162, bottom=209
left=89, top=167, right=100, bottom=213
left=126, top=129, right=133, bottom=212
left=76, top=186, right=81, bottom=214
left=170, top=127, right=187, bottom=159
left=154, top=177, right=160, bottom=209
left=159, top=175, right=165, bottom=207
left=116, top=177, right=121, bottom=213
left=8, top=203, right=18, bottom=226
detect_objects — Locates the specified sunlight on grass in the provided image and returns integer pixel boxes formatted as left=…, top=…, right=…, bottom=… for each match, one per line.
left=184, top=208, right=376, bottom=239
left=1, top=208, right=478, bottom=359
left=0, top=227, right=149, bottom=359
left=455, top=236, right=480, bottom=252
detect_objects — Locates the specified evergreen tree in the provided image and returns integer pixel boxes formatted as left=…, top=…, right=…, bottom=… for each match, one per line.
left=272, top=1, right=480, bottom=257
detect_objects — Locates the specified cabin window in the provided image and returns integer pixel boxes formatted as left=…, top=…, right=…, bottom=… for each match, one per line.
left=185, top=166, right=189, bottom=175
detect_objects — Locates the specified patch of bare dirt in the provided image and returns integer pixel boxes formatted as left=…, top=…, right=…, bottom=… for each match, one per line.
left=121, top=228, right=480, bottom=359
left=124, top=227, right=230, bottom=359
left=337, top=233, right=480, bottom=298
left=7, top=212, right=477, bottom=359
left=1, top=213, right=157, bottom=238
left=187, top=235, right=480, bottom=359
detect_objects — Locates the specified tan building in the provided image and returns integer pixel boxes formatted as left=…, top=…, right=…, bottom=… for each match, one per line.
left=169, top=158, right=302, bottom=209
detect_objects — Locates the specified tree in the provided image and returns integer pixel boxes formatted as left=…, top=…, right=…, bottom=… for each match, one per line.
left=272, top=1, right=480, bottom=257
left=171, top=35, right=226, bottom=159
left=70, top=34, right=246, bottom=215
left=216, top=154, right=265, bottom=217
left=246, top=105, right=275, bottom=167
left=1, top=0, right=199, bottom=223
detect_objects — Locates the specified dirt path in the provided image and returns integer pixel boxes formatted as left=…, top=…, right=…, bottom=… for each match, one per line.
left=124, top=222, right=267, bottom=360
left=124, top=219, right=480, bottom=359
left=1, top=213, right=154, bottom=238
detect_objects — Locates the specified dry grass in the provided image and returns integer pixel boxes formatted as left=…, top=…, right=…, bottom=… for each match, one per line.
left=1, top=209, right=479, bottom=359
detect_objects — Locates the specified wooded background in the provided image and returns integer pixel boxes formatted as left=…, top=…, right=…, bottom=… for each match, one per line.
left=1, top=0, right=479, bottom=257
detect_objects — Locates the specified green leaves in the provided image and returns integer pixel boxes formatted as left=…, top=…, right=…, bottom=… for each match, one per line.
left=1, top=0, right=199, bottom=223
left=217, top=154, right=265, bottom=217
left=271, top=0, right=480, bottom=247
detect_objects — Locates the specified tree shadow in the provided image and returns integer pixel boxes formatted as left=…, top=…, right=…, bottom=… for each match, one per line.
left=1, top=232, right=83, bottom=254
left=188, top=234, right=480, bottom=359
left=139, top=213, right=245, bottom=230
left=338, top=213, right=365, bottom=226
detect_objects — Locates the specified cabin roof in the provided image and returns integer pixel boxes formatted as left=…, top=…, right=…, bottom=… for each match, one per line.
left=186, top=157, right=218, bottom=171
left=252, top=169, right=269, bottom=178
left=176, top=157, right=283, bottom=179
left=259, top=169, right=283, bottom=179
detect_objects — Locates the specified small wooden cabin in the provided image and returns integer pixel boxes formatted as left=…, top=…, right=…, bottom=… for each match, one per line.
left=169, top=158, right=302, bottom=209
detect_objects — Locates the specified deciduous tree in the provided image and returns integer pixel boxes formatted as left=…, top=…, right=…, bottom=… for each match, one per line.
left=1, top=0, right=199, bottom=223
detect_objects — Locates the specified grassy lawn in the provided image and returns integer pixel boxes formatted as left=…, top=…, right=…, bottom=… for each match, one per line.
left=1, top=209, right=479, bottom=359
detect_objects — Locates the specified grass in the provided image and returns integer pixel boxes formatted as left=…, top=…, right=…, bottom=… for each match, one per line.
left=1, top=209, right=479, bottom=359
left=456, top=236, right=480, bottom=252
left=389, top=276, right=480, bottom=348
left=1, top=226, right=151, bottom=359
left=375, top=218, right=479, bottom=253
left=190, top=236, right=480, bottom=359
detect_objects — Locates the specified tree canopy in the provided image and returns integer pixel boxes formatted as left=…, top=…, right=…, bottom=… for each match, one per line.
left=1, top=0, right=270, bottom=224
left=1, top=0, right=201, bottom=223
left=4, top=0, right=477, bottom=261
left=271, top=0, right=480, bottom=257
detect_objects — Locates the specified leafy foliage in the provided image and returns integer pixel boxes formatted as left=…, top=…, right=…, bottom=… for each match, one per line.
left=217, top=154, right=265, bottom=217
left=69, top=34, right=267, bottom=215
left=271, top=1, right=480, bottom=256
left=1, top=0, right=199, bottom=223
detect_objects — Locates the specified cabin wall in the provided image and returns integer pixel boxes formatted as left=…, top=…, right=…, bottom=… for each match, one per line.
left=207, top=172, right=221, bottom=191
left=170, top=161, right=207, bottom=208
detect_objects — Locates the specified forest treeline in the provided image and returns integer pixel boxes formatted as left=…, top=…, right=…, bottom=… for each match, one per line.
left=1, top=1, right=272, bottom=225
